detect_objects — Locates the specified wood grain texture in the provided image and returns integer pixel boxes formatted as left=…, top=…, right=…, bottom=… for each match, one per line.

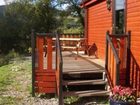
left=127, top=0, right=140, bottom=65
left=127, top=0, right=140, bottom=97
left=87, top=0, right=112, bottom=59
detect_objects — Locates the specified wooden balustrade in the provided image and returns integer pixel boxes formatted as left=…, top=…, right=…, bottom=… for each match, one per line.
left=105, top=32, right=120, bottom=88
left=105, top=31, right=129, bottom=89
left=130, top=55, right=140, bottom=97
left=59, top=33, right=84, bottom=47
left=32, top=33, right=56, bottom=95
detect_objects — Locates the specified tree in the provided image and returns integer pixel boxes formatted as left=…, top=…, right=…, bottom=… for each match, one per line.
left=34, top=0, right=60, bottom=32
left=56, top=0, right=84, bottom=27
left=0, top=0, right=62, bottom=53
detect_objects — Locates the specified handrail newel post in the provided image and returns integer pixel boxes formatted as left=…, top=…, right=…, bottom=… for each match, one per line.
left=31, top=29, right=35, bottom=97
left=126, top=31, right=131, bottom=86
left=55, top=33, right=64, bottom=105
left=105, top=31, right=109, bottom=70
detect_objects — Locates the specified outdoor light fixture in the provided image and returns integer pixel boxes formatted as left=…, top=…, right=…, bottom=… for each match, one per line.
left=106, top=0, right=111, bottom=11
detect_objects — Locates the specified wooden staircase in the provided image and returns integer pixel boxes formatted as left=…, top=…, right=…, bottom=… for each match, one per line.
left=62, top=69, right=109, bottom=97
left=54, top=33, right=110, bottom=105
left=62, top=67, right=109, bottom=98
left=31, top=32, right=110, bottom=105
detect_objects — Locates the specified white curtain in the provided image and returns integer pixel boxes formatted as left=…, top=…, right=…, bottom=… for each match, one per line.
left=115, top=0, right=125, bottom=10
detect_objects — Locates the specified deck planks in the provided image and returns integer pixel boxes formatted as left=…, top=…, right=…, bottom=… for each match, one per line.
left=62, top=52, right=105, bottom=73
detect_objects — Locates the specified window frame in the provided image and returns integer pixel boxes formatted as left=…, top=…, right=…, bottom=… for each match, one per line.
left=112, top=0, right=126, bottom=35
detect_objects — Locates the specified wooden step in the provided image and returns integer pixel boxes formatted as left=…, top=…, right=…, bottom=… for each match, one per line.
left=63, top=90, right=110, bottom=97
left=63, top=69, right=105, bottom=75
left=63, top=79, right=107, bottom=86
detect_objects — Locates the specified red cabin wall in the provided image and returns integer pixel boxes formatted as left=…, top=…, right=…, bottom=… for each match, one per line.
left=85, top=0, right=140, bottom=97
left=87, top=1, right=112, bottom=59
left=127, top=0, right=140, bottom=96
left=127, top=0, right=140, bottom=65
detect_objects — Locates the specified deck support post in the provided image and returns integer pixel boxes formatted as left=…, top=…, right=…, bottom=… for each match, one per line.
left=31, top=29, right=35, bottom=97
left=105, top=31, right=109, bottom=71
left=47, top=37, right=53, bottom=70
left=126, top=31, right=131, bottom=86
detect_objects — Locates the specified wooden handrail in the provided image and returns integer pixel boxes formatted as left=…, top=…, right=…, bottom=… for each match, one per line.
left=31, top=29, right=35, bottom=97
left=105, top=31, right=121, bottom=88
left=106, top=34, right=120, bottom=64
left=55, top=33, right=63, bottom=105
left=105, top=31, right=130, bottom=88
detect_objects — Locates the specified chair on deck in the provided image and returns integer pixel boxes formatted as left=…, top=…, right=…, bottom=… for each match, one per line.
left=84, top=43, right=98, bottom=57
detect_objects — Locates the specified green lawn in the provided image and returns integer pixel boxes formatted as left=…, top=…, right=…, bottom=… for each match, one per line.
left=0, top=56, right=32, bottom=105
left=0, top=64, right=13, bottom=92
left=0, top=55, right=109, bottom=105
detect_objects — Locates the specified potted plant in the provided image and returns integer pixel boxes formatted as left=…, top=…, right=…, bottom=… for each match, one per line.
left=110, top=86, right=136, bottom=105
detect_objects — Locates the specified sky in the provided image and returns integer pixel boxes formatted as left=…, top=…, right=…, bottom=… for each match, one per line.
left=0, top=0, right=5, bottom=5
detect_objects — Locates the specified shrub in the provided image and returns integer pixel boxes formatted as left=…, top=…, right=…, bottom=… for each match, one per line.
left=0, top=49, right=19, bottom=66
left=110, top=86, right=136, bottom=102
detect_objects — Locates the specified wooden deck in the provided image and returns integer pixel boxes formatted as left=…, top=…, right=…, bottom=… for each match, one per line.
left=62, top=51, right=105, bottom=73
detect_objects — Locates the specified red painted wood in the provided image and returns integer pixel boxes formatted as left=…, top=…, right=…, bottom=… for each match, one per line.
left=35, top=75, right=56, bottom=82
left=85, top=0, right=140, bottom=96
left=35, top=81, right=56, bottom=88
left=81, top=0, right=97, bottom=8
left=34, top=35, right=56, bottom=94
left=36, top=36, right=44, bottom=71
left=35, top=72, right=55, bottom=76
left=35, top=87, right=56, bottom=93
left=47, top=37, right=53, bottom=70
left=127, top=0, right=140, bottom=65
left=87, top=0, right=112, bottom=59
left=127, top=0, right=140, bottom=97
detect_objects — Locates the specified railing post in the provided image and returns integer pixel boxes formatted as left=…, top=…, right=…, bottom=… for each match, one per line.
left=105, top=31, right=109, bottom=70
left=126, top=31, right=131, bottom=86
left=55, top=33, right=64, bottom=105
left=47, top=36, right=53, bottom=70
left=31, top=29, right=35, bottom=97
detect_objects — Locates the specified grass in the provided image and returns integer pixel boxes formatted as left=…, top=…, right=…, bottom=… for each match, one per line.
left=0, top=64, right=16, bottom=105
left=0, top=55, right=109, bottom=105
left=0, top=56, right=32, bottom=105
left=0, top=64, right=13, bottom=92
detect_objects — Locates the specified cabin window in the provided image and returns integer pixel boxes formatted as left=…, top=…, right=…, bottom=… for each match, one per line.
left=114, top=0, right=125, bottom=34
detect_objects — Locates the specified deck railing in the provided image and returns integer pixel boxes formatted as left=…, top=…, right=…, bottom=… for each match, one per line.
left=105, top=31, right=129, bottom=89
left=130, top=52, right=140, bottom=97
left=55, top=33, right=63, bottom=105
left=105, top=31, right=121, bottom=88
left=59, top=33, right=84, bottom=47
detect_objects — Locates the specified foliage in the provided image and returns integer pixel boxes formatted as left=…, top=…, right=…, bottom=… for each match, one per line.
left=0, top=49, right=19, bottom=66
left=0, top=0, right=62, bottom=53
left=61, top=16, right=83, bottom=33
left=64, top=96, right=79, bottom=104
left=56, top=0, right=84, bottom=27
left=0, top=0, right=84, bottom=53
left=110, top=86, right=136, bottom=102
left=0, top=0, right=35, bottom=53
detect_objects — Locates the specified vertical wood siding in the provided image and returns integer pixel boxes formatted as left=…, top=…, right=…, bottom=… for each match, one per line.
left=127, top=0, right=140, bottom=97
left=87, top=1, right=112, bottom=59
